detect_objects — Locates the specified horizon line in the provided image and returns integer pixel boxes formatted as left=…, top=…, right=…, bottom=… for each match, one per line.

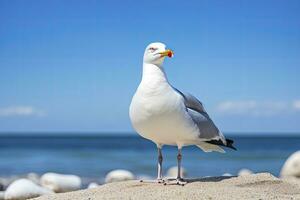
left=0, top=131, right=299, bottom=136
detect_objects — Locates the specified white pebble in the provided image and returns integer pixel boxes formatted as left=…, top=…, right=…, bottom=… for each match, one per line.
left=105, top=170, right=135, bottom=183
left=87, top=182, right=99, bottom=189
left=238, top=168, right=253, bottom=176
left=280, top=151, right=300, bottom=178
left=166, top=166, right=187, bottom=178
left=40, top=173, right=81, bottom=193
left=4, top=179, right=52, bottom=200
left=222, top=173, right=233, bottom=177
left=27, top=173, right=40, bottom=184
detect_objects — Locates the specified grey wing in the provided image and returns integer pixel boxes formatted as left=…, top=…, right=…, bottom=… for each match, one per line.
left=173, top=87, right=226, bottom=144
left=173, top=87, right=206, bottom=113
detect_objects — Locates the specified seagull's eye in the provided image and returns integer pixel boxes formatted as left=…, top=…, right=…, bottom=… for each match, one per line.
left=149, top=47, right=157, bottom=52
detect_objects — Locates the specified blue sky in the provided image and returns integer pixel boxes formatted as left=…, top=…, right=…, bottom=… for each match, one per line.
left=0, top=0, right=300, bottom=133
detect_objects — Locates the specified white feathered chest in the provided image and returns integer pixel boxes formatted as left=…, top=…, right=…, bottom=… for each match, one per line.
left=129, top=81, right=197, bottom=145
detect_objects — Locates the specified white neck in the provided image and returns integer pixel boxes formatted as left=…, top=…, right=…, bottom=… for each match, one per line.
left=141, top=63, right=168, bottom=84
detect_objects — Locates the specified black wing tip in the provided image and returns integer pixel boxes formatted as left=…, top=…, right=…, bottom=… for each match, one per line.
left=226, top=139, right=237, bottom=151
left=205, top=138, right=237, bottom=151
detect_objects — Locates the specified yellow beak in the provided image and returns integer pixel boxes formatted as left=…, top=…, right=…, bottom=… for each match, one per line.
left=159, top=49, right=174, bottom=58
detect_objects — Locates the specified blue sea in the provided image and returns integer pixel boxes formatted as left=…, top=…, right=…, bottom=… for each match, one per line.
left=0, top=134, right=299, bottom=183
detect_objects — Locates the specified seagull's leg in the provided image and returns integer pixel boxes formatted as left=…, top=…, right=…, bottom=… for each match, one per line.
left=140, top=145, right=164, bottom=184
left=157, top=147, right=163, bottom=183
left=177, top=148, right=182, bottom=179
left=162, top=147, right=187, bottom=186
left=176, top=148, right=187, bottom=186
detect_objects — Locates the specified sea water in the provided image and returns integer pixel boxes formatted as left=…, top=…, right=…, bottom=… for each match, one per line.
left=0, top=134, right=299, bottom=182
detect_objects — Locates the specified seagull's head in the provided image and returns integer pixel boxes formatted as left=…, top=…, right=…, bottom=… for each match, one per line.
left=143, top=42, right=173, bottom=66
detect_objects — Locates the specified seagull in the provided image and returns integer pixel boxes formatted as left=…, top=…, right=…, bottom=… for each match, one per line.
left=129, top=42, right=236, bottom=185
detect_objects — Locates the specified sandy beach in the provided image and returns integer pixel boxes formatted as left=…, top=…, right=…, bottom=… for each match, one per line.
left=32, top=173, right=300, bottom=200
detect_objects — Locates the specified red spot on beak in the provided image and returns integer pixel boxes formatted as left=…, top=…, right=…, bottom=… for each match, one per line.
left=167, top=51, right=173, bottom=57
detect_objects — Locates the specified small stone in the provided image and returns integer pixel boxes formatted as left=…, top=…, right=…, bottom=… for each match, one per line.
left=40, top=173, right=82, bottom=193
left=87, top=182, right=99, bottom=189
left=105, top=169, right=135, bottom=183
left=280, top=151, right=300, bottom=178
left=238, top=168, right=253, bottom=176
left=222, top=173, right=233, bottom=177
left=27, top=173, right=40, bottom=184
left=166, top=166, right=187, bottom=178
left=4, top=179, right=52, bottom=200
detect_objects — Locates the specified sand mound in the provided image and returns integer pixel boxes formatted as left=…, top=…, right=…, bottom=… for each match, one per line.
left=33, top=173, right=300, bottom=200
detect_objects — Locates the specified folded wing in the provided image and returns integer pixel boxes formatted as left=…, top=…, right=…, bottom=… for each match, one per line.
left=173, top=87, right=236, bottom=151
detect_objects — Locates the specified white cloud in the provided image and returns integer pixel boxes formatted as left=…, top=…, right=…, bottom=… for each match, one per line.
left=0, top=106, right=45, bottom=117
left=215, top=100, right=293, bottom=116
left=292, top=100, right=300, bottom=110
left=216, top=100, right=257, bottom=115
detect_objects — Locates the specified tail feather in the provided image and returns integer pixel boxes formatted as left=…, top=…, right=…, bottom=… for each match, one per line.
left=197, top=142, right=225, bottom=153
left=205, top=138, right=237, bottom=151
left=225, top=139, right=237, bottom=150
